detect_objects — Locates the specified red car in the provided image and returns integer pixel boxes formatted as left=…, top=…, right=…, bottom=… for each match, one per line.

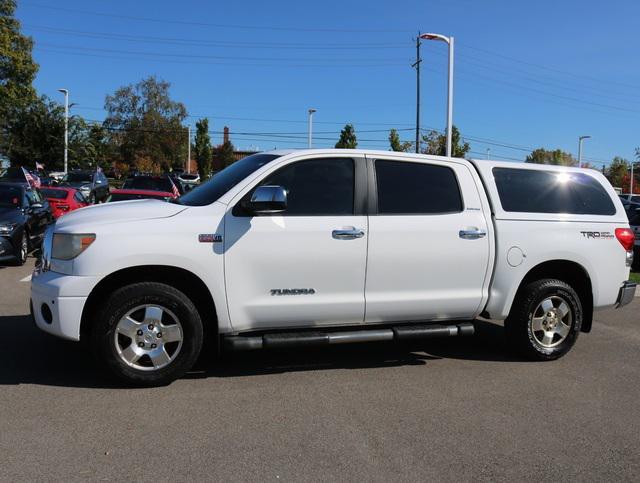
left=108, top=188, right=177, bottom=202
left=40, top=186, right=89, bottom=218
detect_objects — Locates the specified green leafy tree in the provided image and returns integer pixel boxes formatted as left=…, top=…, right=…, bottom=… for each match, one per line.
left=335, top=124, right=357, bottom=149
left=421, top=125, right=470, bottom=158
left=104, top=76, right=188, bottom=170
left=525, top=148, right=577, bottom=166
left=217, top=140, right=236, bottom=169
left=0, top=0, right=39, bottom=162
left=389, top=129, right=412, bottom=152
left=194, top=118, right=212, bottom=180
left=606, top=156, right=630, bottom=189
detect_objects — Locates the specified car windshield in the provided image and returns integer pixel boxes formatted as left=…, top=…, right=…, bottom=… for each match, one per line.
left=40, top=188, right=68, bottom=199
left=65, top=172, right=92, bottom=183
left=0, top=186, right=22, bottom=207
left=123, top=177, right=173, bottom=192
left=109, top=193, right=169, bottom=202
left=0, top=167, right=27, bottom=181
left=178, top=153, right=281, bottom=206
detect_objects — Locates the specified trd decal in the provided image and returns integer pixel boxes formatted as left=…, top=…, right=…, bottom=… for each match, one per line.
left=270, top=288, right=316, bottom=296
left=198, top=234, right=223, bottom=243
left=580, top=231, right=614, bottom=239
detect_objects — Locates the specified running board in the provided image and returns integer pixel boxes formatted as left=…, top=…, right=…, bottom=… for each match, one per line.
left=223, top=322, right=475, bottom=351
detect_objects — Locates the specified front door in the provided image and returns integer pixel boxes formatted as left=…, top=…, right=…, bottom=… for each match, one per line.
left=224, top=156, right=368, bottom=333
left=364, top=156, right=491, bottom=323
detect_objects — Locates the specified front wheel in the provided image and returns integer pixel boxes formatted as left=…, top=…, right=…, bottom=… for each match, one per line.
left=505, top=279, right=582, bottom=361
left=14, top=232, right=28, bottom=266
left=90, top=282, right=204, bottom=386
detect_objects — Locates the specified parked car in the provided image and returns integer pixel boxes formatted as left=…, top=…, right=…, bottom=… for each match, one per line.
left=0, top=183, right=53, bottom=265
left=61, top=170, right=110, bottom=204
left=178, top=173, right=200, bottom=185
left=623, top=201, right=640, bottom=269
left=620, top=193, right=640, bottom=204
left=31, top=150, right=636, bottom=386
left=48, top=171, right=66, bottom=182
left=40, top=187, right=89, bottom=219
left=108, top=188, right=177, bottom=203
left=122, top=175, right=180, bottom=196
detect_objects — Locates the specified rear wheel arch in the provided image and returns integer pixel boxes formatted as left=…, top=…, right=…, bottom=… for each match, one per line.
left=510, top=260, right=594, bottom=333
left=81, top=265, right=218, bottom=343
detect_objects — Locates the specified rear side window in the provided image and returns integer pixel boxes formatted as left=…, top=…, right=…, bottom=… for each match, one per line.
left=375, top=160, right=463, bottom=215
left=493, top=168, right=616, bottom=215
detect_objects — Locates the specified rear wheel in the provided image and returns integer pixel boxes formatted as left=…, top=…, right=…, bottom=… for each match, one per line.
left=90, top=282, right=203, bottom=386
left=505, top=279, right=582, bottom=361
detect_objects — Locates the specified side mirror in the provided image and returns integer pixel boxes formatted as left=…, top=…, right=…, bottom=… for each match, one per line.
left=246, top=185, right=287, bottom=214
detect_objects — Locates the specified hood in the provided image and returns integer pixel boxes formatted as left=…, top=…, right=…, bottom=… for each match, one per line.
left=54, top=199, right=188, bottom=232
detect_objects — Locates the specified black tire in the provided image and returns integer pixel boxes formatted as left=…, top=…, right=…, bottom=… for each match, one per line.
left=505, top=279, right=582, bottom=361
left=13, top=231, right=28, bottom=266
left=88, top=192, right=96, bottom=204
left=90, top=282, right=204, bottom=387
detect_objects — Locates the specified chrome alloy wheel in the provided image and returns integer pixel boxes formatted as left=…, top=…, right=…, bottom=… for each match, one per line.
left=530, top=296, right=572, bottom=348
left=114, top=305, right=183, bottom=371
left=19, top=233, right=28, bottom=263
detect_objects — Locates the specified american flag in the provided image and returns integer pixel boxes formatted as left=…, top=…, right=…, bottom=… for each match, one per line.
left=169, top=177, right=180, bottom=198
left=22, top=167, right=41, bottom=188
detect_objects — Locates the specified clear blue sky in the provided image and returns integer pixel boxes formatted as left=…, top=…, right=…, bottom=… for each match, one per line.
left=15, top=0, right=640, bottom=167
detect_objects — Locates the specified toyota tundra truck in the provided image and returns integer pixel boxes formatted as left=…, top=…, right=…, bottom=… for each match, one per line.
left=31, top=150, right=637, bottom=386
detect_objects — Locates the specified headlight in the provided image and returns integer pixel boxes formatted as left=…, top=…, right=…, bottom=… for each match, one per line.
left=52, top=233, right=96, bottom=260
left=0, top=223, right=17, bottom=234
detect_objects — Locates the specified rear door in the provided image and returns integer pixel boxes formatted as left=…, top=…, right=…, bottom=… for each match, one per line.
left=364, top=155, right=491, bottom=323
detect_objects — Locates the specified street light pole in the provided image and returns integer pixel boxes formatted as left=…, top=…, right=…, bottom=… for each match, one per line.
left=578, top=135, right=591, bottom=168
left=187, top=125, right=191, bottom=174
left=486, top=148, right=490, bottom=160
left=308, top=108, right=316, bottom=148
left=58, top=89, right=69, bottom=174
left=420, top=33, right=454, bottom=157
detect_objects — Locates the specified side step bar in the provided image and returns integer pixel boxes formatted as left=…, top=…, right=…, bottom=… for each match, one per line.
left=224, top=322, right=475, bottom=351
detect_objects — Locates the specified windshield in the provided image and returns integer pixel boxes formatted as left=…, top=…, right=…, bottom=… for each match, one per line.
left=178, top=153, right=281, bottom=206
left=0, top=186, right=22, bottom=207
left=0, top=167, right=27, bottom=181
left=123, top=177, right=173, bottom=193
left=65, top=172, right=92, bottom=183
left=40, top=188, right=68, bottom=200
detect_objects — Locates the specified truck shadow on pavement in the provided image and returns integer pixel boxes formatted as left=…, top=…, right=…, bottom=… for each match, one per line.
left=0, top=314, right=523, bottom=388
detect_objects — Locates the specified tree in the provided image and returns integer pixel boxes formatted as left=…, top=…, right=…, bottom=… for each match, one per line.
left=606, top=156, right=630, bottom=189
left=421, top=125, right=470, bottom=158
left=0, top=0, right=39, bottom=161
left=335, top=124, right=357, bottom=149
left=389, top=129, right=412, bottom=152
left=194, top=118, right=212, bottom=180
left=104, top=76, right=188, bottom=170
left=217, top=140, right=235, bottom=169
left=525, top=148, right=577, bottom=167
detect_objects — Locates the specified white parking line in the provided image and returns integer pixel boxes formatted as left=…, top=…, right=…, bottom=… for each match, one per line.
left=20, top=275, right=32, bottom=282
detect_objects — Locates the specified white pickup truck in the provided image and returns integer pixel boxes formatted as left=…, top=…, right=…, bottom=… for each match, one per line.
left=31, top=150, right=636, bottom=386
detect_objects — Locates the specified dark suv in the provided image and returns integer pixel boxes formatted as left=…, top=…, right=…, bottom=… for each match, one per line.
left=0, top=183, right=53, bottom=265
left=61, top=170, right=110, bottom=203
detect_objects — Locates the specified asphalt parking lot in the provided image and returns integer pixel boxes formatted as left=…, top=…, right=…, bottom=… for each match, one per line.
left=0, top=259, right=639, bottom=482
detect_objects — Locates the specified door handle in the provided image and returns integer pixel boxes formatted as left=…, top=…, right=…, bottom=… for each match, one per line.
left=459, top=228, right=487, bottom=240
left=332, top=228, right=365, bottom=240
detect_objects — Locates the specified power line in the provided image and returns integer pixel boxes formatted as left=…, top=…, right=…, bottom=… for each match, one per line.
left=21, top=2, right=410, bottom=33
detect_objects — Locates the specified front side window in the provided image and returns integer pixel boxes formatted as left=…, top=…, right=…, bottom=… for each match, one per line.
left=493, top=168, right=616, bottom=215
left=375, top=160, right=463, bottom=215
left=255, top=158, right=355, bottom=216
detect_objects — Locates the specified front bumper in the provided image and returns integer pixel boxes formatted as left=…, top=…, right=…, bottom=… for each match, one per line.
left=0, top=234, right=17, bottom=261
left=30, top=270, right=99, bottom=341
left=616, top=281, right=637, bottom=308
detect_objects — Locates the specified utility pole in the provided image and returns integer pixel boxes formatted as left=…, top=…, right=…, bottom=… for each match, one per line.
left=486, top=148, right=491, bottom=160
left=412, top=32, right=422, bottom=153
left=308, top=108, right=316, bottom=148
left=631, top=162, right=635, bottom=195
left=58, top=89, right=69, bottom=174
left=187, top=125, right=191, bottom=174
